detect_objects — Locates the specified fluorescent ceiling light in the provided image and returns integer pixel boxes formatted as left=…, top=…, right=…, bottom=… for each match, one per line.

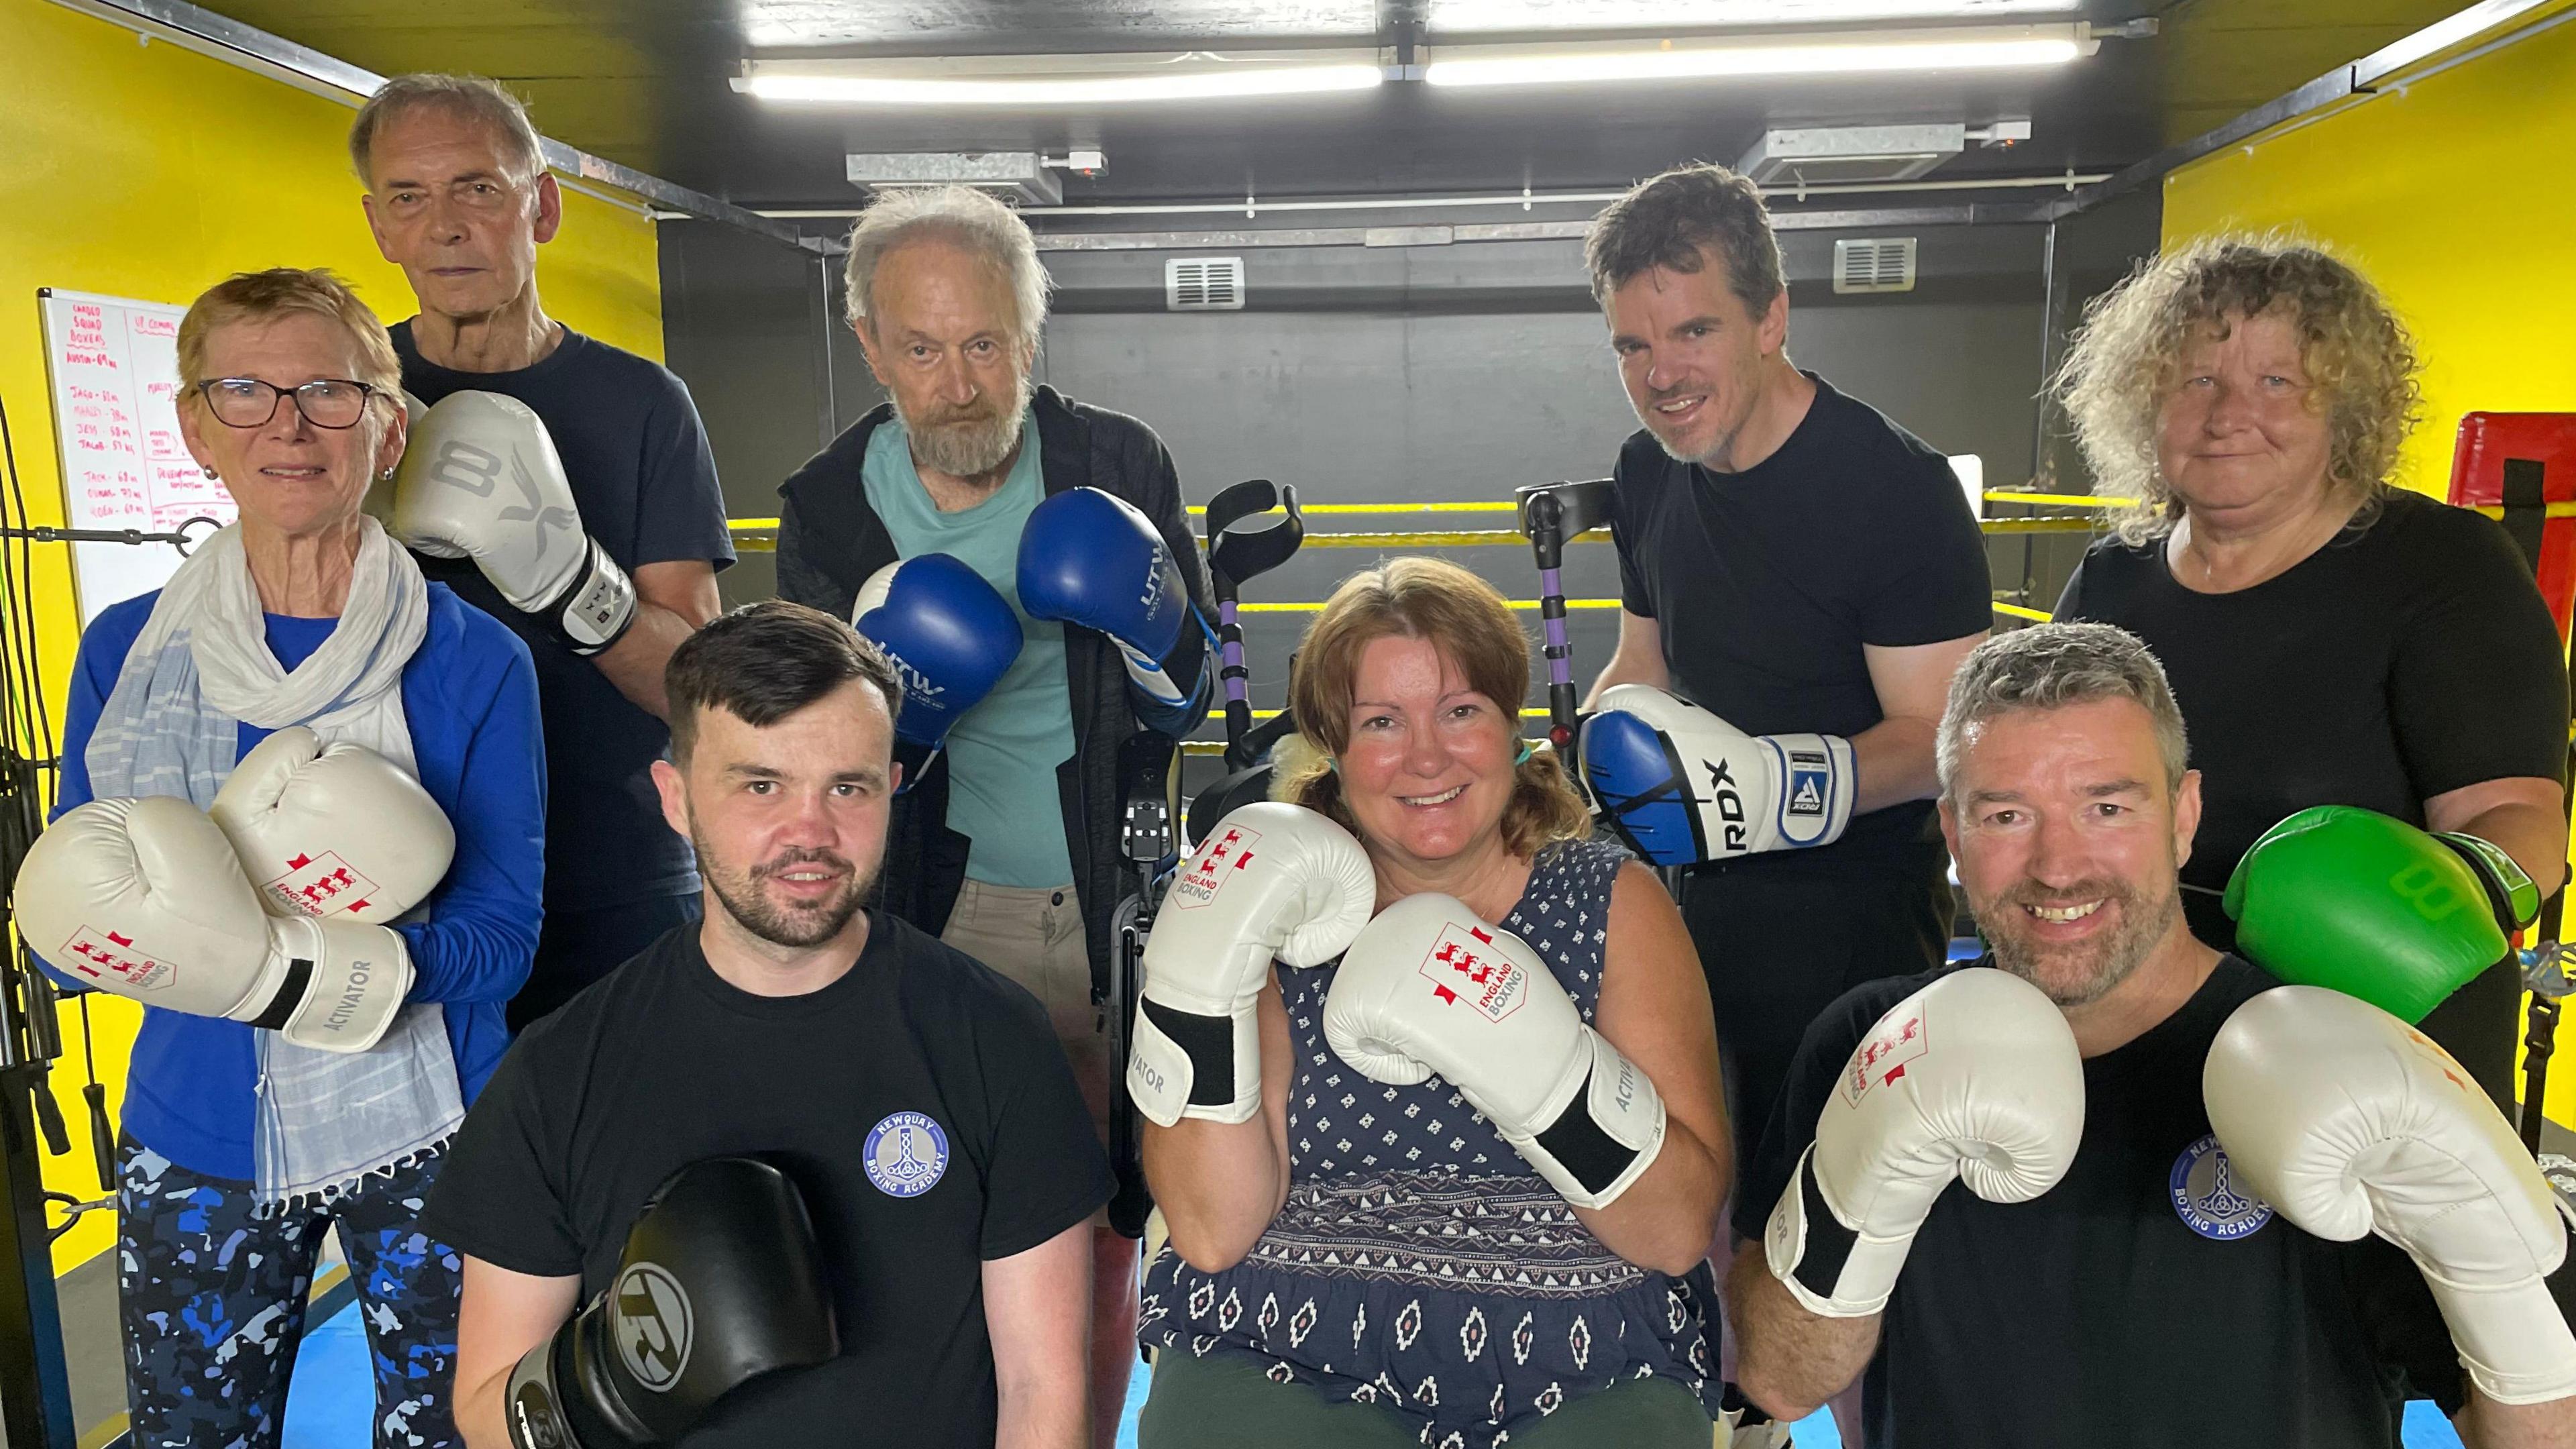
left=736, top=50, right=1384, bottom=106
left=1424, top=25, right=2090, bottom=87
left=1428, top=0, right=2078, bottom=30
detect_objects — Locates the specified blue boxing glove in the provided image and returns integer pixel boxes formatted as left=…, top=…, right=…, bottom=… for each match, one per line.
left=852, top=554, right=1023, bottom=782
left=1580, top=684, right=1854, bottom=865
left=1018, top=488, right=1210, bottom=712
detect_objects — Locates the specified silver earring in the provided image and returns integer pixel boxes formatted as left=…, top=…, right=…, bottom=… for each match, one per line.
left=203, top=467, right=219, bottom=480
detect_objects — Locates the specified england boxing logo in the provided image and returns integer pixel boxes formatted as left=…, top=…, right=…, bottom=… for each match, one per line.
left=254, top=851, right=383, bottom=919
left=1414, top=921, right=1527, bottom=1023
left=612, top=1261, right=696, bottom=1392
left=865, top=1111, right=951, bottom=1198
left=58, top=925, right=174, bottom=992
left=1171, top=825, right=1258, bottom=910
left=1842, top=1007, right=1927, bottom=1106
left=2169, top=1133, right=2273, bottom=1240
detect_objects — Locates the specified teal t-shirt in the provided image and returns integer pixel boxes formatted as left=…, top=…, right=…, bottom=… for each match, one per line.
left=861, top=413, right=1077, bottom=888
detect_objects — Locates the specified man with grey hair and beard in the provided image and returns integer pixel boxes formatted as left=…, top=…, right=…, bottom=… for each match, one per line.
left=1723, top=623, right=2576, bottom=1448
left=775, top=184, right=1214, bottom=1446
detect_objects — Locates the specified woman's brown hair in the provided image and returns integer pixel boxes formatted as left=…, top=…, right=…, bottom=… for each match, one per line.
left=1275, top=557, right=1591, bottom=857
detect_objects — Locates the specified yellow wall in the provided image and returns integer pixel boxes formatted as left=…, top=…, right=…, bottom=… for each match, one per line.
left=1, top=0, right=665, bottom=1269
left=2163, top=13, right=2576, bottom=1126
left=2161, top=14, right=2576, bottom=500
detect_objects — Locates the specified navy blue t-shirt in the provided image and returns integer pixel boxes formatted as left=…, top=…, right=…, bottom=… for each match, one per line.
left=395, top=323, right=733, bottom=910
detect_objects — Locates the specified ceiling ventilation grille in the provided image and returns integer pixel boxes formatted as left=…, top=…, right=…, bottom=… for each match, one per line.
left=1833, top=237, right=1918, bottom=295
left=1166, top=257, right=1245, bottom=311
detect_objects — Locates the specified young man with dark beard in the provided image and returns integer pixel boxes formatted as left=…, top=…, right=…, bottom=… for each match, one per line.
left=423, top=602, right=1107, bottom=1448
left=1726, top=624, right=2576, bottom=1448
left=774, top=185, right=1214, bottom=1442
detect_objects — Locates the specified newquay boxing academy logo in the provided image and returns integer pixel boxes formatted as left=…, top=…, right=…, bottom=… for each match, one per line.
left=865, top=1110, right=951, bottom=1198
left=2169, top=1133, right=2273, bottom=1240
left=612, top=1260, right=696, bottom=1392
left=1171, top=824, right=1259, bottom=910
left=1413, top=920, right=1527, bottom=1024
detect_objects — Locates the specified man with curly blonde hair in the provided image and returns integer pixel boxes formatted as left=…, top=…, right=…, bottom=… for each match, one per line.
left=2053, top=233, right=2568, bottom=1102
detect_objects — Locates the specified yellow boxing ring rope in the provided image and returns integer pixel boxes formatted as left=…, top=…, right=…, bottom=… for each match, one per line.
left=725, top=490, right=2143, bottom=753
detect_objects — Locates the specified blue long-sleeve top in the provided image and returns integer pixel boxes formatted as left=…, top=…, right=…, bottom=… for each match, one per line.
left=44, top=582, right=545, bottom=1180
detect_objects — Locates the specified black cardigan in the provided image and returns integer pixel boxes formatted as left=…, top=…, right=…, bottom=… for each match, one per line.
left=774, top=385, right=1216, bottom=997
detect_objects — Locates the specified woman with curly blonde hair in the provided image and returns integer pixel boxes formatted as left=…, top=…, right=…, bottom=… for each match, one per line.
left=2053, top=233, right=2566, bottom=1098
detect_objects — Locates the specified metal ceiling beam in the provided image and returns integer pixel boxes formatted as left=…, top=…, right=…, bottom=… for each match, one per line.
left=2045, top=0, right=2569, bottom=221
left=44, top=0, right=839, bottom=256
left=1027, top=201, right=2051, bottom=252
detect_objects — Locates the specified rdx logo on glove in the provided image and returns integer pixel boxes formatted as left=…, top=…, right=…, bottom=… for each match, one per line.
left=1701, top=760, right=1750, bottom=852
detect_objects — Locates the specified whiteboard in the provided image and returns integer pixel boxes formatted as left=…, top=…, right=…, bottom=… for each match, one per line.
left=38, top=288, right=235, bottom=623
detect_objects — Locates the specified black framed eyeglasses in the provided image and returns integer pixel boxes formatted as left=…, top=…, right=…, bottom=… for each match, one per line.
left=195, top=377, right=382, bottom=431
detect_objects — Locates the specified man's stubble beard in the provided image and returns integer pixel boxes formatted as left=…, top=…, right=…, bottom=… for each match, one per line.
left=694, top=822, right=879, bottom=950
left=1977, top=874, right=2183, bottom=1009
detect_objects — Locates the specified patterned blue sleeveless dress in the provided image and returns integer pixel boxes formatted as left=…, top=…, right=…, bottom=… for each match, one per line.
left=1138, top=837, right=1721, bottom=1447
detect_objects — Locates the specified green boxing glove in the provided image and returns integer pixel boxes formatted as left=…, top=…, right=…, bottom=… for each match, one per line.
left=2224, top=806, right=2533, bottom=1022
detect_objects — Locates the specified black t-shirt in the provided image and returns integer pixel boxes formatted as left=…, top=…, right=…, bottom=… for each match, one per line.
left=418, top=914, right=1112, bottom=1448
left=2056, top=490, right=2568, bottom=951
left=1610, top=374, right=1992, bottom=867
left=1736, top=955, right=2576, bottom=1448
left=394, top=322, right=735, bottom=911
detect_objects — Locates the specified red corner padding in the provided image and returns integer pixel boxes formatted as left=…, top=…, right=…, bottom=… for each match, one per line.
left=2451, top=413, right=2576, bottom=643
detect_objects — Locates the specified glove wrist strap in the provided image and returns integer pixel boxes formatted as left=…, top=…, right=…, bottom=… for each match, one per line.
left=2426, top=1269, right=2576, bottom=1405
left=1518, top=1032, right=1666, bottom=1209
left=1764, top=1146, right=1908, bottom=1318
left=2433, top=831, right=2542, bottom=934
left=1128, top=997, right=1259, bottom=1126
left=532, top=537, right=637, bottom=657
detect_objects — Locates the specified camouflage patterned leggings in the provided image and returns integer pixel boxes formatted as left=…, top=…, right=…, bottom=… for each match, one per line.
left=117, top=1135, right=462, bottom=1449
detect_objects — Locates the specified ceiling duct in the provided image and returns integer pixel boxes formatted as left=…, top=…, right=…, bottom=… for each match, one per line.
left=1738, top=124, right=1966, bottom=185
left=1166, top=258, right=1246, bottom=311
left=1833, top=237, right=1919, bottom=294
left=845, top=152, right=1063, bottom=207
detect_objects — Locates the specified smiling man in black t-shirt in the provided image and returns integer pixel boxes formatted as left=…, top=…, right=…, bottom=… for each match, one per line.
left=423, top=602, right=1107, bottom=1448
left=1729, top=624, right=2576, bottom=1448
left=1576, top=165, right=1992, bottom=1181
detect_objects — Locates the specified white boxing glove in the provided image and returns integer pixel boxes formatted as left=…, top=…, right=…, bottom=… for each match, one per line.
left=2206, top=985, right=2576, bottom=1405
left=1127, top=803, right=1375, bottom=1128
left=393, top=390, right=636, bottom=655
left=1325, top=893, right=1666, bottom=1209
left=1580, top=684, right=1854, bottom=865
left=211, top=727, right=455, bottom=924
left=1766, top=968, right=2085, bottom=1317
left=15, top=798, right=414, bottom=1053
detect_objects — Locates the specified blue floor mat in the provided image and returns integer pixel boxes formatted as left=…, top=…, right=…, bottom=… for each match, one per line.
left=282, top=1297, right=373, bottom=1449
left=282, top=1299, right=2471, bottom=1447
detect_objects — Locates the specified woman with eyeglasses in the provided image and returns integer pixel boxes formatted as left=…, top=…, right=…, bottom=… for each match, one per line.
left=32, top=268, right=541, bottom=1448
